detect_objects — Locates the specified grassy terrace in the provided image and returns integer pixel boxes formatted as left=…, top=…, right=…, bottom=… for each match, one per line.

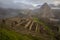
left=33, top=17, right=54, bottom=35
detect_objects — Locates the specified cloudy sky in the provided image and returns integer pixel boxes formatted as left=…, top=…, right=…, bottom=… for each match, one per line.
left=0, top=0, right=60, bottom=8
left=0, top=0, right=60, bottom=4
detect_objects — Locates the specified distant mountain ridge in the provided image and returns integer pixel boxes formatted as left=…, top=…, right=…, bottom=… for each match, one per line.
left=29, top=3, right=55, bottom=18
left=0, top=3, right=60, bottom=20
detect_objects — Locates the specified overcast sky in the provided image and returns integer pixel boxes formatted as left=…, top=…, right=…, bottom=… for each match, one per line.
left=0, top=0, right=60, bottom=8
left=0, top=0, right=60, bottom=5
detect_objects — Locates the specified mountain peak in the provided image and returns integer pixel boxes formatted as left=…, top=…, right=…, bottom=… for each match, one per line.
left=41, top=3, right=50, bottom=9
left=43, top=3, right=48, bottom=5
left=40, top=3, right=55, bottom=18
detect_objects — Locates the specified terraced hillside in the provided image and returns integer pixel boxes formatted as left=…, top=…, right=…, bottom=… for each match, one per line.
left=0, top=16, right=58, bottom=40
left=1, top=17, right=53, bottom=33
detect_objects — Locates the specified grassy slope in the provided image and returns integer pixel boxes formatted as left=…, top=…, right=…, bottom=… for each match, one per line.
left=0, top=29, right=33, bottom=40
left=0, top=28, right=45, bottom=40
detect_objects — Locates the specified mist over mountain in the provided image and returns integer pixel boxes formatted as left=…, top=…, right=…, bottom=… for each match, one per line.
left=49, top=4, right=60, bottom=9
left=0, top=1, right=60, bottom=9
left=0, top=2, right=34, bottom=9
left=0, top=2, right=60, bottom=20
left=0, top=0, right=60, bottom=40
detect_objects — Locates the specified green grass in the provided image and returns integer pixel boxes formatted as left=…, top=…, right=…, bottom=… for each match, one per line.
left=0, top=28, right=56, bottom=40
left=0, top=28, right=46, bottom=40
left=0, top=29, right=33, bottom=40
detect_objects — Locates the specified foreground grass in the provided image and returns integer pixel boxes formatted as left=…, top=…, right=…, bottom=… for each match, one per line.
left=0, top=28, right=45, bottom=40
left=0, top=29, right=33, bottom=40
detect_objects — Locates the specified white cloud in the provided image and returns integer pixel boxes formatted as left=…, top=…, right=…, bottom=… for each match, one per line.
left=13, top=0, right=39, bottom=7
left=53, top=1, right=60, bottom=6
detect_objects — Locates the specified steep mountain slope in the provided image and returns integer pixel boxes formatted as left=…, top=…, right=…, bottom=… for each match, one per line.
left=52, top=9, right=60, bottom=19
left=29, top=3, right=55, bottom=19
left=39, top=3, right=54, bottom=18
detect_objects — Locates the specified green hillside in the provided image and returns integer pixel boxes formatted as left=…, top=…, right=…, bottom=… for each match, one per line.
left=0, top=29, right=33, bottom=40
left=0, top=28, right=57, bottom=40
